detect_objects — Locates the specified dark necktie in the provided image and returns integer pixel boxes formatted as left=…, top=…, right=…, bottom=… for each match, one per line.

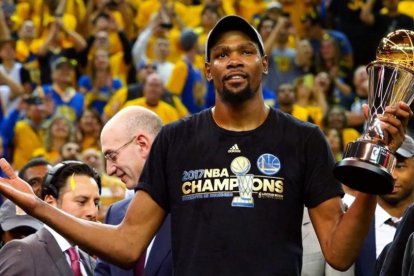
left=135, top=249, right=146, bottom=276
left=66, top=247, right=81, bottom=276
left=385, top=218, right=400, bottom=228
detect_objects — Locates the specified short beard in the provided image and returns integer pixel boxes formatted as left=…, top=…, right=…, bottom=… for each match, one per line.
left=219, top=85, right=256, bottom=105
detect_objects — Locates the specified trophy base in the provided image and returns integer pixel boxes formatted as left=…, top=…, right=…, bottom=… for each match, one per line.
left=231, top=196, right=254, bottom=208
left=334, top=158, right=394, bottom=194
left=333, top=140, right=396, bottom=195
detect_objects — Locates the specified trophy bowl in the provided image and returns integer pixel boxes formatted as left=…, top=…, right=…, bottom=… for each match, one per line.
left=333, top=29, right=414, bottom=194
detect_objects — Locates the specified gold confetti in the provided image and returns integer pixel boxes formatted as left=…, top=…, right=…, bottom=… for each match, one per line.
left=70, top=173, right=76, bottom=191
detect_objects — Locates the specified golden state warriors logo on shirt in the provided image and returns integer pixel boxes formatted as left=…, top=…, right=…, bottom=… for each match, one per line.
left=257, top=154, right=281, bottom=175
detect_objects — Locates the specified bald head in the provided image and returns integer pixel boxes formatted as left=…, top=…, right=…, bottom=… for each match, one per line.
left=101, top=106, right=163, bottom=140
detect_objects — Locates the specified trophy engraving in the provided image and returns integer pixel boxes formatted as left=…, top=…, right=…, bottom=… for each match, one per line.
left=333, top=29, right=414, bottom=194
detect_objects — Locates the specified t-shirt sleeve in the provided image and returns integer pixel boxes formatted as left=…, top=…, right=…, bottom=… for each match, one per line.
left=136, top=127, right=171, bottom=212
left=303, top=126, right=344, bottom=208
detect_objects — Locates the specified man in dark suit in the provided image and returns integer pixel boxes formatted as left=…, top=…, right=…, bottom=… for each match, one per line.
left=0, top=161, right=100, bottom=275
left=95, top=106, right=172, bottom=276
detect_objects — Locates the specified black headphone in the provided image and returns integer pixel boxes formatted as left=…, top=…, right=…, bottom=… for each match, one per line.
left=42, top=161, right=101, bottom=199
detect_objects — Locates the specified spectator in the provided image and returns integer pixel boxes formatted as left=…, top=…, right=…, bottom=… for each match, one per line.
left=81, top=12, right=131, bottom=85
left=41, top=57, right=85, bottom=122
left=124, top=73, right=180, bottom=125
left=78, top=48, right=123, bottom=115
left=294, top=75, right=327, bottom=127
left=104, top=59, right=188, bottom=122
left=32, top=115, right=76, bottom=165
left=17, top=157, right=51, bottom=198
left=37, top=17, right=87, bottom=85
left=0, top=200, right=43, bottom=249
left=76, top=107, right=103, bottom=151
left=360, top=0, right=414, bottom=49
left=327, top=0, right=383, bottom=67
left=165, top=28, right=206, bottom=114
left=276, top=82, right=313, bottom=123
left=60, top=142, right=81, bottom=161
left=1, top=93, right=48, bottom=170
left=131, top=13, right=175, bottom=84
left=323, top=105, right=360, bottom=149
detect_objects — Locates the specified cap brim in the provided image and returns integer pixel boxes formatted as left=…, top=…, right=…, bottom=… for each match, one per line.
left=205, top=15, right=265, bottom=62
left=396, top=148, right=414, bottom=158
left=1, top=217, right=43, bottom=231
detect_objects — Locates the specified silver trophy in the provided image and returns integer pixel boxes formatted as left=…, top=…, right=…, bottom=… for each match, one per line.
left=333, top=30, right=414, bottom=194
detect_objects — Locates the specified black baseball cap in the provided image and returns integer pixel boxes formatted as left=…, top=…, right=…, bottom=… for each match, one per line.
left=205, top=15, right=265, bottom=62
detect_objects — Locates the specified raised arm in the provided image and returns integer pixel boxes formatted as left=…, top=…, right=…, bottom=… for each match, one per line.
left=310, top=101, right=412, bottom=270
left=0, top=159, right=165, bottom=268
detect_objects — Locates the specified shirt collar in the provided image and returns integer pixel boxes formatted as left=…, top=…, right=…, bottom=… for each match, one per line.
left=44, top=225, right=75, bottom=253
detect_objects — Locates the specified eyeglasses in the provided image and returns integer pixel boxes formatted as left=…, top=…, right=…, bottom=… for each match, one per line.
left=104, top=136, right=136, bottom=162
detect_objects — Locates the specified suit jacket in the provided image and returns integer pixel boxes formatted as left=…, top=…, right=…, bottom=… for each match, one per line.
left=94, top=197, right=172, bottom=276
left=0, top=227, right=96, bottom=276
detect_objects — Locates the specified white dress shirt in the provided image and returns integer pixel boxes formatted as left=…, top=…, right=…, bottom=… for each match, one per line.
left=44, top=225, right=89, bottom=275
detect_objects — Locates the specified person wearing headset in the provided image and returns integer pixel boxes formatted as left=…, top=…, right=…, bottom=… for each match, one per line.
left=0, top=161, right=100, bottom=276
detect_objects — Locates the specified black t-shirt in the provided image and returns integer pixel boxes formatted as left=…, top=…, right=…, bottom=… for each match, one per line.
left=138, top=108, right=343, bottom=275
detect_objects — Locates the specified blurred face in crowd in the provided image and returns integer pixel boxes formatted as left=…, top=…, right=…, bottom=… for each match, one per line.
left=326, top=106, right=347, bottom=129
left=26, top=102, right=46, bottom=124
left=95, top=31, right=110, bottom=49
left=314, top=71, right=331, bottom=92
left=296, top=39, right=313, bottom=65
left=258, top=19, right=275, bottom=42
left=45, top=174, right=100, bottom=222
left=136, top=63, right=157, bottom=83
left=201, top=7, right=220, bottom=30
left=278, top=83, right=295, bottom=106
left=154, top=38, right=170, bottom=61
left=51, top=118, right=70, bottom=140
left=353, top=65, right=369, bottom=97
left=21, top=164, right=49, bottom=198
left=82, top=149, right=103, bottom=172
left=79, top=109, right=102, bottom=135
left=0, top=41, right=16, bottom=61
left=61, top=142, right=81, bottom=161
left=94, top=48, right=110, bottom=70
left=144, top=73, right=164, bottom=106
left=52, top=64, right=75, bottom=86
left=324, top=128, right=342, bottom=155
left=19, top=20, right=36, bottom=40
left=320, top=38, right=337, bottom=60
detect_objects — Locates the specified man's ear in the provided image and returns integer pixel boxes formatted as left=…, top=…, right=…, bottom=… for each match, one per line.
left=136, top=134, right=152, bottom=158
left=205, top=63, right=213, bottom=81
left=262, top=55, right=269, bottom=75
left=44, top=194, right=57, bottom=206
